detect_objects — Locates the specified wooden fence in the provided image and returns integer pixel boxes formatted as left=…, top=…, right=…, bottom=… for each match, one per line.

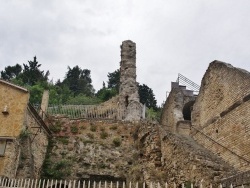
left=0, top=178, right=245, bottom=188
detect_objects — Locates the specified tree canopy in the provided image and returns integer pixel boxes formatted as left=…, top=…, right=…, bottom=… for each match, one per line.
left=1, top=64, right=22, bottom=80
left=107, top=69, right=120, bottom=93
left=62, top=66, right=94, bottom=97
left=138, top=84, right=157, bottom=110
left=1, top=59, right=158, bottom=110
left=20, top=56, right=50, bottom=85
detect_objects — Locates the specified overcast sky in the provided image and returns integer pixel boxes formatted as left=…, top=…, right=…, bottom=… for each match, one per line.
left=1, top=0, right=250, bottom=105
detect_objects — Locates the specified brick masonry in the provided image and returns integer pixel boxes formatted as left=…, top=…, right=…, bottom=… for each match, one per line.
left=192, top=60, right=250, bottom=172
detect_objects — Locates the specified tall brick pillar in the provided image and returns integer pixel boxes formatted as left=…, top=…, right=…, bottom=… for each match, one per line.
left=118, top=40, right=142, bottom=121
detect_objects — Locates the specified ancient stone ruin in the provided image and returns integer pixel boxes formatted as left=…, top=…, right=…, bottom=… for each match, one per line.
left=2, top=41, right=250, bottom=187
left=118, top=40, right=142, bottom=121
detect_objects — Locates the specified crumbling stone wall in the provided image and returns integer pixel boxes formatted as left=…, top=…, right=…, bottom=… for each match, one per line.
left=16, top=109, right=49, bottom=179
left=118, top=40, right=142, bottom=121
left=160, top=129, right=236, bottom=187
left=191, top=60, right=250, bottom=171
left=40, top=117, right=139, bottom=181
left=136, top=122, right=236, bottom=187
left=160, top=82, right=195, bottom=134
left=0, top=139, right=20, bottom=178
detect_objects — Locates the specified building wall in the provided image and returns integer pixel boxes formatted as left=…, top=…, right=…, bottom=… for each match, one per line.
left=0, top=81, right=48, bottom=178
left=192, top=61, right=250, bottom=171
left=0, top=81, right=29, bottom=178
left=0, top=82, right=29, bottom=137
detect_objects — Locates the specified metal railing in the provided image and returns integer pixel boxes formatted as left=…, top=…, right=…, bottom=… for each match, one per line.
left=177, top=73, right=200, bottom=93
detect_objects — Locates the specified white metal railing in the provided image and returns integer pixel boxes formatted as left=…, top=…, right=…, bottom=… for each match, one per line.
left=0, top=178, right=244, bottom=188
left=46, top=105, right=146, bottom=121
left=46, top=105, right=119, bottom=120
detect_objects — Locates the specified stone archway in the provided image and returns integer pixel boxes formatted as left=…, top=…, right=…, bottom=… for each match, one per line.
left=182, top=101, right=195, bottom=120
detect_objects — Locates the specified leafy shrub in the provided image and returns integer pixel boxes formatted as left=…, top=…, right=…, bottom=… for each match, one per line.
left=100, top=131, right=108, bottom=139
left=70, top=125, right=78, bottom=134
left=42, top=159, right=71, bottom=179
left=113, top=138, right=121, bottom=147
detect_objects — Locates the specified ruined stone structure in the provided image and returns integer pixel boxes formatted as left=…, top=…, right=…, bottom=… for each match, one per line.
left=118, top=40, right=142, bottom=121
left=160, top=82, right=196, bottom=135
left=160, top=60, right=250, bottom=182
left=191, top=61, right=250, bottom=172
left=3, top=41, right=250, bottom=186
left=137, top=122, right=236, bottom=186
left=0, top=80, right=49, bottom=178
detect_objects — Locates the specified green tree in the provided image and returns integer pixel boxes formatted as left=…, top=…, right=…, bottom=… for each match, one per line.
left=20, top=56, right=49, bottom=86
left=107, top=69, right=120, bottom=92
left=138, top=84, right=157, bottom=110
left=28, top=84, right=44, bottom=104
left=1, top=64, right=22, bottom=80
left=62, top=66, right=94, bottom=96
left=48, top=83, right=73, bottom=105
left=96, top=87, right=117, bottom=102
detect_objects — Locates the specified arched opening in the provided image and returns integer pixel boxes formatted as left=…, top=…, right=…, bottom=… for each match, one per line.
left=182, top=100, right=195, bottom=120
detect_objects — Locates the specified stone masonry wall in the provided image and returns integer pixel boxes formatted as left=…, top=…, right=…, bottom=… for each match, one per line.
left=0, top=139, right=20, bottom=178
left=16, top=108, right=49, bottom=179
left=41, top=117, right=139, bottom=181
left=160, top=85, right=195, bottom=133
left=137, top=122, right=236, bottom=187
left=118, top=40, right=142, bottom=121
left=160, top=129, right=236, bottom=187
left=192, top=60, right=250, bottom=172
left=192, top=61, right=250, bottom=129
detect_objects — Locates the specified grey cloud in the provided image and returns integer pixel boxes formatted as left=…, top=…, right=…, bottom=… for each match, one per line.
left=1, top=0, right=250, bottom=105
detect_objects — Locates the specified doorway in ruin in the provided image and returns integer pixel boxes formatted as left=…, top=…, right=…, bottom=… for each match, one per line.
left=182, top=101, right=195, bottom=120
